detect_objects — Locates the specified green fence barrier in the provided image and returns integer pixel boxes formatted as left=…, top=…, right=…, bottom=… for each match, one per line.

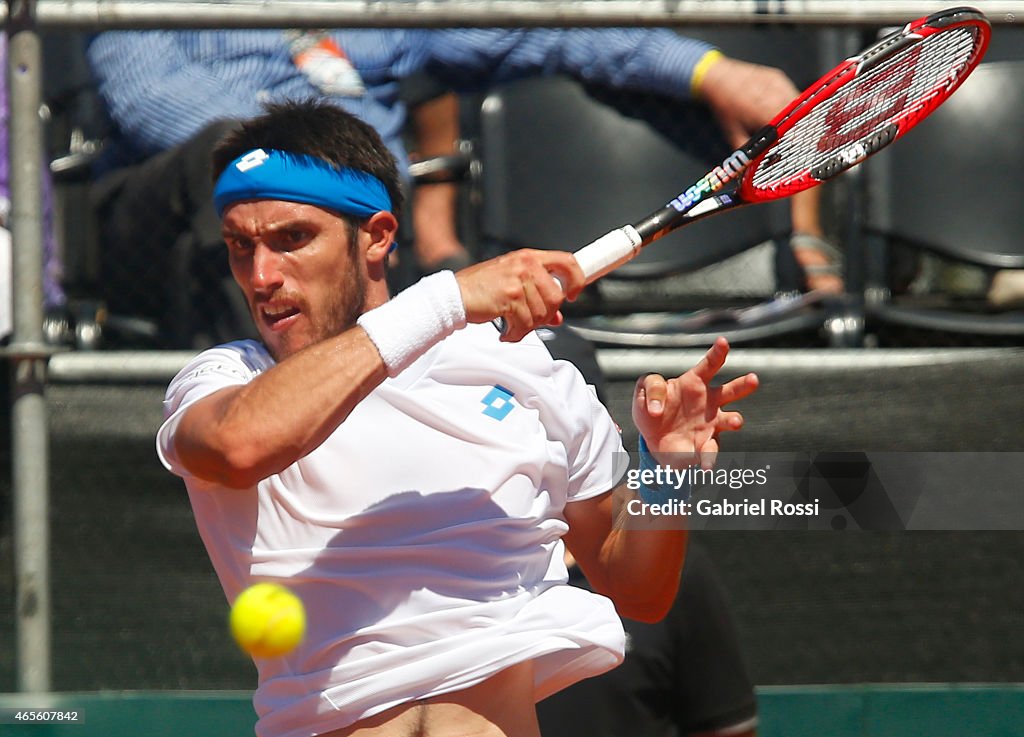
left=758, top=685, right=1024, bottom=737
left=1, top=685, right=1023, bottom=736
left=0, top=691, right=256, bottom=736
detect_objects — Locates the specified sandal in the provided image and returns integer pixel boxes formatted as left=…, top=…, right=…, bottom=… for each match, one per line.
left=791, top=232, right=844, bottom=294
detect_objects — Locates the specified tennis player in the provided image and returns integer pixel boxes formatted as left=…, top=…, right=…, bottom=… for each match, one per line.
left=156, top=99, right=759, bottom=737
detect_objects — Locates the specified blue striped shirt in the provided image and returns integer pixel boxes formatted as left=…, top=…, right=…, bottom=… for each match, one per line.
left=87, top=29, right=714, bottom=176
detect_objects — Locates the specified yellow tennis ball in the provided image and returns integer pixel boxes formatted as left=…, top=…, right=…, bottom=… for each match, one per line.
left=229, top=583, right=306, bottom=659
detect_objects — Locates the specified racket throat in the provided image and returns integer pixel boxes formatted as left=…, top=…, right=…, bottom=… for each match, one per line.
left=634, top=192, right=740, bottom=243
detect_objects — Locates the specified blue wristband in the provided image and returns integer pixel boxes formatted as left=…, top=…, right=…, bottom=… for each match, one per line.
left=636, top=436, right=692, bottom=504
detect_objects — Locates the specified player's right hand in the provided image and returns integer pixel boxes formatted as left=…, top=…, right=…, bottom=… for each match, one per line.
left=455, top=249, right=585, bottom=342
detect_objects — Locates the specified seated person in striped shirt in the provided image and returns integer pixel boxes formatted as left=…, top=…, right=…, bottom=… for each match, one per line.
left=85, top=27, right=839, bottom=348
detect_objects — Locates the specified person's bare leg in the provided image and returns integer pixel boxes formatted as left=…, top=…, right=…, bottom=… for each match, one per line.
left=409, top=92, right=474, bottom=273
left=789, top=188, right=843, bottom=294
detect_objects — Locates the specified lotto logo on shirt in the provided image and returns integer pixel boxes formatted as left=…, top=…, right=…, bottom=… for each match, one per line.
left=481, top=385, right=516, bottom=421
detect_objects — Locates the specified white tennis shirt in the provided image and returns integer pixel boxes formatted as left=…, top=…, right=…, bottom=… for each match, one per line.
left=156, top=324, right=627, bottom=737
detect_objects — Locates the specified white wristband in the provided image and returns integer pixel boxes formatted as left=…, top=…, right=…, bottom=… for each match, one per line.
left=357, top=270, right=467, bottom=377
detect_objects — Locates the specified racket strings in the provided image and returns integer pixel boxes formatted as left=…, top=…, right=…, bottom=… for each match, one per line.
left=750, top=25, right=982, bottom=193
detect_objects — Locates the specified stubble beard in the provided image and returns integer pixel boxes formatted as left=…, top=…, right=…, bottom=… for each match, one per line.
left=261, top=267, right=367, bottom=362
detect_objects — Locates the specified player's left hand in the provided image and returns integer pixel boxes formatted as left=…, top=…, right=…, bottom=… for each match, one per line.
left=632, top=337, right=759, bottom=470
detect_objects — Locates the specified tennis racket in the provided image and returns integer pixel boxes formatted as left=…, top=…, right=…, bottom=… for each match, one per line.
left=566, top=6, right=990, bottom=284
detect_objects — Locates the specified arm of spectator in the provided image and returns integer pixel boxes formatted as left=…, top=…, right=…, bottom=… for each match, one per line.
left=693, top=52, right=800, bottom=148
left=406, top=28, right=715, bottom=102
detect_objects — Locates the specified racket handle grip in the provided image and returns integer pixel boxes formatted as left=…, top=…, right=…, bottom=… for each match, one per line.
left=574, top=225, right=643, bottom=283
left=492, top=225, right=643, bottom=335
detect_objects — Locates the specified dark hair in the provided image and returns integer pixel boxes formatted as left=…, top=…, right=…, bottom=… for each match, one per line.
left=211, top=99, right=405, bottom=220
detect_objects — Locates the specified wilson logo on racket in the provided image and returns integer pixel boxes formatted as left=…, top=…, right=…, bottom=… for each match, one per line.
left=669, top=149, right=750, bottom=213
left=821, top=44, right=922, bottom=152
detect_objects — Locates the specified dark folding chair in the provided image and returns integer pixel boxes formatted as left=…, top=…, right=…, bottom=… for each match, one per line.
left=472, top=73, right=838, bottom=347
left=860, top=56, right=1024, bottom=340
left=42, top=31, right=144, bottom=349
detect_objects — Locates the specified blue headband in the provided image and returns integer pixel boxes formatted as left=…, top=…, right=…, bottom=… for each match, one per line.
left=213, top=148, right=392, bottom=219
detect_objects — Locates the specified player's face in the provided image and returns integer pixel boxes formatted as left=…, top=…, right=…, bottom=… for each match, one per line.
left=222, top=200, right=367, bottom=361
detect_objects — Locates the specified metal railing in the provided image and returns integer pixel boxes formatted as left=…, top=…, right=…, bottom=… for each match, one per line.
left=2, top=0, right=1024, bottom=29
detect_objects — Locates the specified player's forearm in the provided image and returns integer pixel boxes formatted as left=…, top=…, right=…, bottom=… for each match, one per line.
left=595, top=504, right=688, bottom=623
left=177, top=268, right=474, bottom=486
left=563, top=481, right=687, bottom=623
left=175, top=327, right=387, bottom=488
